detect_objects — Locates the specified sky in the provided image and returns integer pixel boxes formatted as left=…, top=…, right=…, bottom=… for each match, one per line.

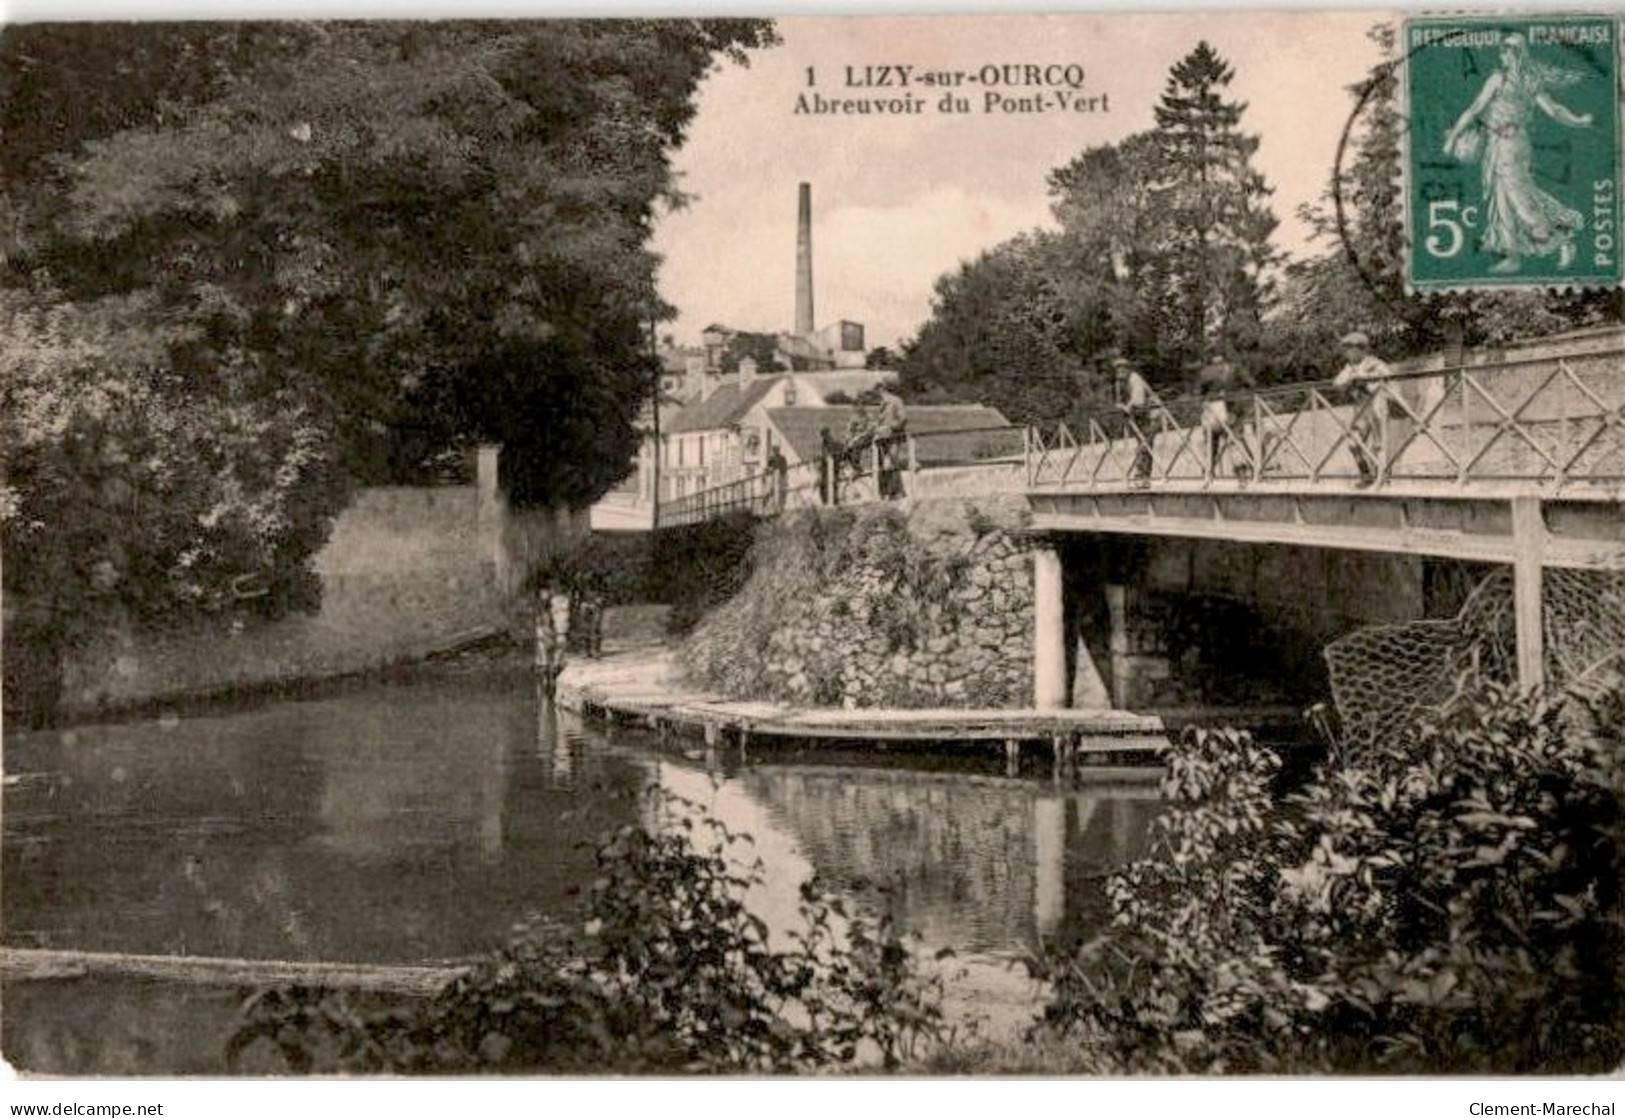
left=651, top=12, right=1389, bottom=350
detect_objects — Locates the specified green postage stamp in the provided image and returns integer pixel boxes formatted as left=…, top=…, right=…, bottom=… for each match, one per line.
left=1405, top=13, right=1622, bottom=290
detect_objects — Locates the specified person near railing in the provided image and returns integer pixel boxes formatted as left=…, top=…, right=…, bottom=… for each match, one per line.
left=571, top=574, right=605, bottom=659
left=1113, top=355, right=1156, bottom=484
left=766, top=444, right=789, bottom=513
left=843, top=407, right=875, bottom=499
left=1331, top=331, right=1396, bottom=487
left=873, top=387, right=908, bottom=499
left=818, top=426, right=841, bottom=506
left=1199, top=354, right=1256, bottom=480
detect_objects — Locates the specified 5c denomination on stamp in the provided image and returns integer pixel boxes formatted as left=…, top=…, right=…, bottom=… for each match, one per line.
left=1404, top=13, right=1621, bottom=290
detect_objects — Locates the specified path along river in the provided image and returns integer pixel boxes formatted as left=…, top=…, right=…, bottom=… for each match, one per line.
left=1, top=660, right=1158, bottom=1074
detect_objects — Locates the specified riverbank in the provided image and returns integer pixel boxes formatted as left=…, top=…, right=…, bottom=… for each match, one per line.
left=558, top=640, right=1171, bottom=770
left=558, top=627, right=1309, bottom=767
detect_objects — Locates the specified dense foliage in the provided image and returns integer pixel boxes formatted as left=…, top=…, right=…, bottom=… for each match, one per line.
left=228, top=792, right=949, bottom=1074
left=652, top=510, right=762, bottom=635
left=899, top=27, right=1620, bottom=413
left=893, top=233, right=1111, bottom=427
left=1038, top=684, right=1625, bottom=1073
left=0, top=21, right=776, bottom=714
left=900, top=42, right=1277, bottom=405
left=1273, top=25, right=1621, bottom=381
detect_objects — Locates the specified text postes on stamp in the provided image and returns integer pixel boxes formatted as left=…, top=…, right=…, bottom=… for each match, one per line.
left=1404, top=13, right=1621, bottom=291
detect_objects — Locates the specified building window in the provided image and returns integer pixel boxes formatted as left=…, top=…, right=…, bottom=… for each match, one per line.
left=698, top=437, right=705, bottom=466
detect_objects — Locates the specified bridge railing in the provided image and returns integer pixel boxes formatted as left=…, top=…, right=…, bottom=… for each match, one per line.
left=1027, top=347, right=1625, bottom=493
left=656, top=423, right=1026, bottom=528
left=656, top=346, right=1623, bottom=527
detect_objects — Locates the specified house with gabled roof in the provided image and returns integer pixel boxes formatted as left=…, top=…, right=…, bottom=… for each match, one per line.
left=757, top=403, right=1016, bottom=470
left=650, top=361, right=907, bottom=501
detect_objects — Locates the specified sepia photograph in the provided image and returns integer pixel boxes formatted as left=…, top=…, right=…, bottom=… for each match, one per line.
left=1, top=4, right=1623, bottom=1090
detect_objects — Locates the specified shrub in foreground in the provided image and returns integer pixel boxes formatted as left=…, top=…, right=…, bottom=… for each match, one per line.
left=227, top=792, right=948, bottom=1074
left=1039, top=683, right=1625, bottom=1073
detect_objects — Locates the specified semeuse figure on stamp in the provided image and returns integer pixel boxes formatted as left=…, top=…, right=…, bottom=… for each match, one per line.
left=1331, top=331, right=1395, bottom=488
left=1442, top=32, right=1593, bottom=274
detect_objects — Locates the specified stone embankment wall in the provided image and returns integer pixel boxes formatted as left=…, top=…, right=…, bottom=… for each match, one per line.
left=56, top=447, right=588, bottom=718
left=681, top=497, right=1036, bottom=709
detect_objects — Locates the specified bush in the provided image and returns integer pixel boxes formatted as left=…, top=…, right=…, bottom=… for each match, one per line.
left=654, top=512, right=759, bottom=635
left=1038, top=682, right=1625, bottom=1073
left=227, top=791, right=949, bottom=1074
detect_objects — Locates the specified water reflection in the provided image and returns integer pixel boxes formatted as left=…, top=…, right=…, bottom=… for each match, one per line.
left=4, top=668, right=1156, bottom=970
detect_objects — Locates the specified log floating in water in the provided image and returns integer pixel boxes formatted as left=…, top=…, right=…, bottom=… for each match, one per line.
left=0, top=947, right=466, bottom=996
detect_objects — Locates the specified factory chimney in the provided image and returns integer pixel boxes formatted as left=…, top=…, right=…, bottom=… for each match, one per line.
left=795, top=182, right=814, bottom=338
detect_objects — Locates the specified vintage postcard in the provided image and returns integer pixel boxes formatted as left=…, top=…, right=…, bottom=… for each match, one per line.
left=2, top=7, right=1623, bottom=1093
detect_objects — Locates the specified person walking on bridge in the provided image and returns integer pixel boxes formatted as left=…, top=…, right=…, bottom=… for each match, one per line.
left=1113, top=356, right=1156, bottom=484
left=873, top=387, right=908, bottom=499
left=1198, top=355, right=1256, bottom=480
left=818, top=425, right=841, bottom=506
left=1332, top=331, right=1395, bottom=488
left=765, top=444, right=789, bottom=513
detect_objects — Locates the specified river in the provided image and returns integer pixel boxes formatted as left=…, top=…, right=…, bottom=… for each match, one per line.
left=1, top=662, right=1158, bottom=1073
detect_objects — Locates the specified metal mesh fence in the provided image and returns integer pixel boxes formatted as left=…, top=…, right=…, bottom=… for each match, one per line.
left=1325, top=566, right=1625, bottom=743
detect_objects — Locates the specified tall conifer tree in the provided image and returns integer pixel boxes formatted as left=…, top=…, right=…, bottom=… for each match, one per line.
left=1151, top=42, right=1279, bottom=373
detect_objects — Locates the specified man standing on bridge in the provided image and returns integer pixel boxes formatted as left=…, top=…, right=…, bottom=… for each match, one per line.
left=1332, top=331, right=1395, bottom=488
left=873, top=387, right=908, bottom=499
left=766, top=443, right=789, bottom=512
left=1198, top=355, right=1256, bottom=481
left=1113, top=356, right=1156, bottom=484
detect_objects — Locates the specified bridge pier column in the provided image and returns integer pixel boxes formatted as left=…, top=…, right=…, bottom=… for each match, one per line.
left=1511, top=497, right=1546, bottom=691
left=1034, top=544, right=1067, bottom=709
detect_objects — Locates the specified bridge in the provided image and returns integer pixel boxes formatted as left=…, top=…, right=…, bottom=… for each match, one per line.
left=654, top=329, right=1625, bottom=705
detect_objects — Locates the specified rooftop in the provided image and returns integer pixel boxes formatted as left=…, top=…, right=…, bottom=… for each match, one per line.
left=764, top=403, right=1015, bottom=464
left=664, top=376, right=786, bottom=434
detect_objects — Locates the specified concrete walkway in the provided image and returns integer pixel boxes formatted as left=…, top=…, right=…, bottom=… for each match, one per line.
left=556, top=638, right=1170, bottom=757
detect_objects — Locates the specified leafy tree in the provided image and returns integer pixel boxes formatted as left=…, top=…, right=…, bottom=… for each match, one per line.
left=1277, top=24, right=1621, bottom=379
left=1048, top=132, right=1181, bottom=386
left=719, top=331, right=790, bottom=374
left=0, top=287, right=343, bottom=723
left=0, top=20, right=777, bottom=720
left=901, top=43, right=1280, bottom=409
left=895, top=232, right=1112, bottom=427
left=864, top=346, right=897, bottom=369
left=1040, top=685, right=1625, bottom=1073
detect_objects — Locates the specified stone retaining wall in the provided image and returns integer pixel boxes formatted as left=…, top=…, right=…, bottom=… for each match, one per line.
left=682, top=497, right=1036, bottom=709
left=52, top=447, right=588, bottom=719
